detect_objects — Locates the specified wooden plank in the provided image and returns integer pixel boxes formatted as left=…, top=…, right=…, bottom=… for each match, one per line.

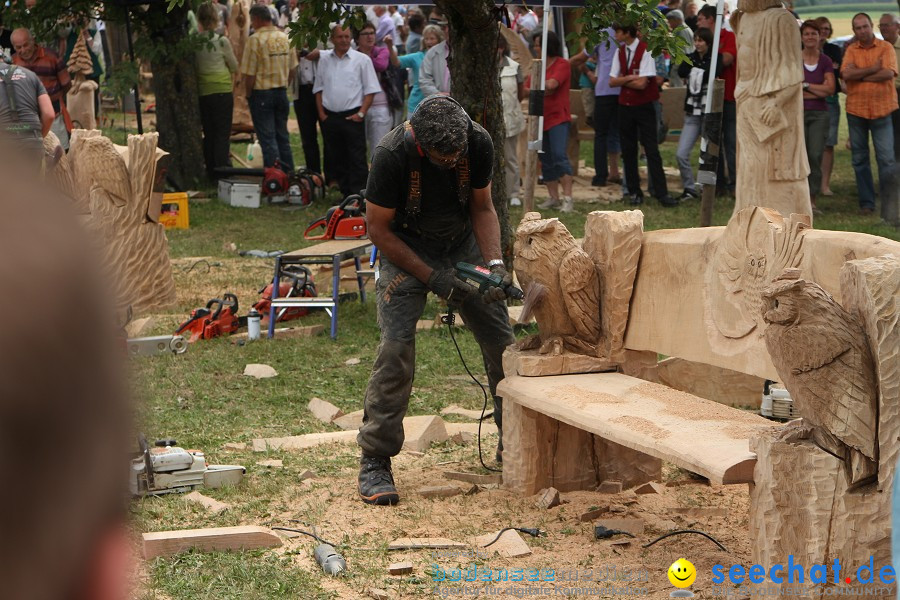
left=443, top=471, right=502, bottom=485
left=142, top=525, right=281, bottom=559
left=282, top=239, right=372, bottom=258
left=388, top=537, right=466, bottom=550
left=497, top=372, right=776, bottom=484
left=252, top=430, right=358, bottom=451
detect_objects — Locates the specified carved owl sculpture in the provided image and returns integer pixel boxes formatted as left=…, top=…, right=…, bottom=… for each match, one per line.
left=761, top=269, right=878, bottom=487
left=513, top=212, right=601, bottom=355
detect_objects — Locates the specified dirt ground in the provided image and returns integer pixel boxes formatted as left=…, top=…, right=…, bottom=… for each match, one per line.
left=262, top=442, right=752, bottom=600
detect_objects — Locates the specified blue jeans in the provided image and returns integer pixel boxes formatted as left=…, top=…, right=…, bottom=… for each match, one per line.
left=539, top=122, right=573, bottom=182
left=676, top=114, right=702, bottom=193
left=847, top=113, right=895, bottom=210
left=248, top=88, right=294, bottom=172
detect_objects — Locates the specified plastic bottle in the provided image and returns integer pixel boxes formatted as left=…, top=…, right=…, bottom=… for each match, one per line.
left=247, top=308, right=261, bottom=341
left=247, top=140, right=263, bottom=168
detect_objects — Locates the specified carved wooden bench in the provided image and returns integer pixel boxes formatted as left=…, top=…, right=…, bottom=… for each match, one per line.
left=504, top=207, right=900, bottom=595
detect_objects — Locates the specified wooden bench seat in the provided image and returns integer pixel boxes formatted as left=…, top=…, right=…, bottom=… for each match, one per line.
left=498, top=372, right=775, bottom=494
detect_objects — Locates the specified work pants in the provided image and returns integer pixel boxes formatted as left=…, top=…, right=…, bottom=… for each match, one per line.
left=294, top=83, right=321, bottom=174
left=321, top=107, right=368, bottom=197
left=619, top=102, right=668, bottom=199
left=199, top=92, right=234, bottom=179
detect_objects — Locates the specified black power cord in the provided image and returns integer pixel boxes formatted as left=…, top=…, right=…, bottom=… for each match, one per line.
left=594, top=525, right=636, bottom=539
left=642, top=529, right=728, bottom=552
left=441, top=310, right=501, bottom=473
left=271, top=527, right=338, bottom=547
left=483, top=527, right=546, bottom=548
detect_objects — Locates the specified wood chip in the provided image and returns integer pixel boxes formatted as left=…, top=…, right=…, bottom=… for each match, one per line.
left=440, top=404, right=490, bottom=420
left=474, top=529, right=532, bottom=558
left=634, top=481, right=665, bottom=495
left=579, top=506, right=610, bottom=522
left=142, top=526, right=281, bottom=559
left=418, top=485, right=461, bottom=499
left=256, top=459, right=283, bottom=469
left=388, top=537, right=466, bottom=550
left=299, top=469, right=316, bottom=481
left=597, top=480, right=623, bottom=494
left=345, top=357, right=361, bottom=366
left=388, top=561, right=413, bottom=575
left=223, top=442, right=247, bottom=451
left=535, top=487, right=561, bottom=509
left=184, top=491, right=230, bottom=513
left=307, top=397, right=343, bottom=423
left=443, top=471, right=502, bottom=485
left=402, top=415, right=448, bottom=452
left=369, top=589, right=390, bottom=600
left=594, top=518, right=644, bottom=535
left=243, top=363, right=278, bottom=379
left=333, top=409, right=364, bottom=430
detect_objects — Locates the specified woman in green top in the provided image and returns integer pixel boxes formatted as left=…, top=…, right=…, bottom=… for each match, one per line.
left=195, top=2, right=238, bottom=179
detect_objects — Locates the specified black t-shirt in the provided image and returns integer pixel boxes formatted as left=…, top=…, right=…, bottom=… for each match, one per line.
left=365, top=121, right=494, bottom=250
left=822, top=42, right=843, bottom=90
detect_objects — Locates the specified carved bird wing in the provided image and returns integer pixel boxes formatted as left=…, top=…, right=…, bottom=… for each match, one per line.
left=560, top=247, right=602, bottom=342
left=81, top=137, right=131, bottom=207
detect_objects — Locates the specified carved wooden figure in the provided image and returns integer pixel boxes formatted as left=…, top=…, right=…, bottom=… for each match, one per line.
left=513, top=212, right=601, bottom=355
left=227, top=0, right=252, bottom=132
left=732, top=0, right=812, bottom=220
left=761, top=269, right=878, bottom=487
left=66, top=31, right=98, bottom=130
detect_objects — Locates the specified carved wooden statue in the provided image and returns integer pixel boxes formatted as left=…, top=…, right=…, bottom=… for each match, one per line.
left=227, top=0, right=253, bottom=133
left=761, top=269, right=878, bottom=487
left=66, top=31, right=98, bottom=131
left=70, top=131, right=176, bottom=315
left=732, top=0, right=812, bottom=220
left=513, top=212, right=601, bottom=355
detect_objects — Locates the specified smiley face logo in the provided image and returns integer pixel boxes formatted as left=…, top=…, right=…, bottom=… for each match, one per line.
left=668, top=558, right=697, bottom=588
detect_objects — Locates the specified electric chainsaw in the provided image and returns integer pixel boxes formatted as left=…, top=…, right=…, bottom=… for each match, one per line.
left=130, top=434, right=245, bottom=497
left=304, top=194, right=367, bottom=240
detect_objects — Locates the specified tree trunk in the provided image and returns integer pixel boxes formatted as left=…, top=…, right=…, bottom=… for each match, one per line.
left=435, top=0, right=512, bottom=262
left=146, top=3, right=205, bottom=190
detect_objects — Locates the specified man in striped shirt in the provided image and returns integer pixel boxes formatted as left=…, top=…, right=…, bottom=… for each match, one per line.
left=11, top=28, right=70, bottom=147
left=241, top=4, right=296, bottom=172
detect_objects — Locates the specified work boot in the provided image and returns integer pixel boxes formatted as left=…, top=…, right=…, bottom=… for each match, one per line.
left=358, top=454, right=399, bottom=505
left=560, top=196, right=574, bottom=213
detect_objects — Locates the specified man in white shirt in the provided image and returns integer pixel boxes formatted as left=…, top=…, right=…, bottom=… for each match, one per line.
left=313, top=23, right=381, bottom=195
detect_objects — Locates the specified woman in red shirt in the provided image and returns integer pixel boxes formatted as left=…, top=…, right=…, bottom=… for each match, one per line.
left=528, top=31, right=574, bottom=213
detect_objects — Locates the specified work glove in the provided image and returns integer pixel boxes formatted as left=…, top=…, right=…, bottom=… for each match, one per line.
left=483, top=264, right=513, bottom=304
left=428, top=268, right=477, bottom=305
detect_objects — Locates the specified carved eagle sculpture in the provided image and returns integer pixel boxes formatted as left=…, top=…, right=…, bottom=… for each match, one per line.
left=513, top=212, right=601, bottom=355
left=761, top=269, right=878, bottom=487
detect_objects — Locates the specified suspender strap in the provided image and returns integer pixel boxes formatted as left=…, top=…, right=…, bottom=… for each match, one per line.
left=3, top=65, right=19, bottom=114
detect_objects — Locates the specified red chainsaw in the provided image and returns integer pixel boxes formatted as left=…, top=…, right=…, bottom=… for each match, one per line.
left=174, top=294, right=241, bottom=342
left=303, top=194, right=367, bottom=240
left=253, top=265, right=318, bottom=323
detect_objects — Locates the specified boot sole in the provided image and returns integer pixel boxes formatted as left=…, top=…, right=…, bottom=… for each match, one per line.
left=360, top=490, right=400, bottom=505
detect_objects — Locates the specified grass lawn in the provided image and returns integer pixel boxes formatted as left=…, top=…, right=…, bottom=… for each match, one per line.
left=125, top=98, right=897, bottom=598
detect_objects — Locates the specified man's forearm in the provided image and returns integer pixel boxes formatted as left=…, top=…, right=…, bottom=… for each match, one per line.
left=370, top=227, right=434, bottom=283
left=244, top=74, right=256, bottom=94
left=862, top=69, right=895, bottom=82
left=843, top=64, right=878, bottom=81
left=360, top=93, right=374, bottom=113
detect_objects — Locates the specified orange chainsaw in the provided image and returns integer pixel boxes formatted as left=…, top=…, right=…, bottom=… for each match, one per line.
left=174, top=294, right=241, bottom=342
left=303, top=194, right=367, bottom=240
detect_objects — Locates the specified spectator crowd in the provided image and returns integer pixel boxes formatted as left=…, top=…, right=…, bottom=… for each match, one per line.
left=1, top=3, right=899, bottom=220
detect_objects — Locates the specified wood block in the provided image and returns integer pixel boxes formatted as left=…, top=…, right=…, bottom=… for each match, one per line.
left=252, top=430, right=358, bottom=451
left=126, top=316, right=155, bottom=338
left=597, top=480, right=622, bottom=494
left=184, top=491, right=230, bottom=514
left=388, top=537, right=466, bottom=550
left=298, top=469, right=316, bottom=481
left=618, top=350, right=660, bottom=382
left=388, top=561, right=413, bottom=575
left=402, top=415, right=448, bottom=452
left=307, top=397, right=343, bottom=423
left=579, top=507, right=610, bottom=522
left=634, top=482, right=665, bottom=495
left=440, top=404, right=489, bottom=421
left=582, top=210, right=644, bottom=362
left=369, top=589, right=390, bottom=600
left=474, top=529, right=532, bottom=558
left=498, top=373, right=774, bottom=486
left=535, top=487, right=561, bottom=509
left=416, top=319, right=435, bottom=332
left=345, top=357, right=361, bottom=366
left=443, top=471, right=502, bottom=486
left=624, top=212, right=900, bottom=381
left=141, top=525, right=281, bottom=559
left=256, top=459, right=283, bottom=469
left=223, top=442, right=247, bottom=451
left=333, top=409, right=364, bottom=430
left=243, top=363, right=277, bottom=379
left=595, top=518, right=644, bottom=535
left=502, top=346, right=617, bottom=378
left=657, top=357, right=764, bottom=409
left=417, top=485, right=461, bottom=499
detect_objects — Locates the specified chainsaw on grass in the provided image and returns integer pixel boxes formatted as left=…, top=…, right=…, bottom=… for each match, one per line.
left=130, top=434, right=245, bottom=497
left=174, top=293, right=241, bottom=342
left=252, top=265, right=318, bottom=322
left=304, top=194, right=367, bottom=240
